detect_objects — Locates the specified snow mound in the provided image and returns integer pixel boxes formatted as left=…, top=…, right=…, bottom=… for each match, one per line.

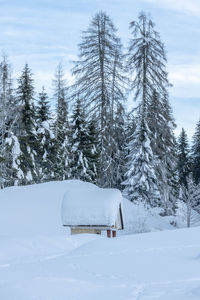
left=122, top=199, right=174, bottom=234
left=0, top=179, right=176, bottom=238
left=61, top=186, right=122, bottom=227
left=0, top=180, right=97, bottom=237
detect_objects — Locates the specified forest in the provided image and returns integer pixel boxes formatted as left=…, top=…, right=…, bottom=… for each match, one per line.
left=0, top=11, right=200, bottom=217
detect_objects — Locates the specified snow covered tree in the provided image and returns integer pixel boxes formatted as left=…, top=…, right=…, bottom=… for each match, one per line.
left=180, top=175, right=200, bottom=227
left=124, top=13, right=164, bottom=205
left=16, top=64, right=38, bottom=185
left=159, top=94, right=178, bottom=214
left=125, top=110, right=136, bottom=151
left=71, top=11, right=127, bottom=187
left=0, top=56, right=11, bottom=187
left=177, top=128, right=190, bottom=189
left=53, top=63, right=70, bottom=180
left=123, top=115, right=160, bottom=206
left=36, top=87, right=56, bottom=182
left=5, top=133, right=23, bottom=186
left=123, top=111, right=136, bottom=187
left=36, top=87, right=50, bottom=123
left=191, top=120, right=200, bottom=185
left=70, top=98, right=92, bottom=181
left=124, top=12, right=177, bottom=212
left=127, top=13, right=169, bottom=103
left=112, top=103, right=127, bottom=189
left=85, top=119, right=100, bottom=184
left=0, top=56, right=21, bottom=187
left=148, top=90, right=178, bottom=213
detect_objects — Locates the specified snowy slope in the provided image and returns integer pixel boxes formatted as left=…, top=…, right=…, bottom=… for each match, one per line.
left=0, top=180, right=95, bottom=237
left=1, top=227, right=200, bottom=300
left=0, top=180, right=200, bottom=299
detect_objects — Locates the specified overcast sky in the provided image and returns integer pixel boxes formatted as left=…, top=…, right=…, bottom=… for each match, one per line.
left=0, top=0, right=200, bottom=139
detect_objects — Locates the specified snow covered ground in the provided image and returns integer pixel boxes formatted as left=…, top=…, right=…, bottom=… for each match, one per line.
left=0, top=180, right=200, bottom=299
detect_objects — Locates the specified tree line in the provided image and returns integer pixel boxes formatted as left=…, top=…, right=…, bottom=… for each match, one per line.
left=0, top=11, right=200, bottom=217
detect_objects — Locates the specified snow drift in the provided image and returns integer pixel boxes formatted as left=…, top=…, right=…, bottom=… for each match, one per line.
left=0, top=179, right=177, bottom=238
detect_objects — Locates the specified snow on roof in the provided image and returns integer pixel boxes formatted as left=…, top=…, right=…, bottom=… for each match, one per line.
left=61, top=185, right=123, bottom=227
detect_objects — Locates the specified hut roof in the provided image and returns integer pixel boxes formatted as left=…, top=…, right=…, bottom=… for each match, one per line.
left=61, top=186, right=123, bottom=228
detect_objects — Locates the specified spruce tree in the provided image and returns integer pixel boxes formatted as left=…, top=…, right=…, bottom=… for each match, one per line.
left=124, top=12, right=177, bottom=212
left=70, top=98, right=91, bottom=182
left=112, top=103, right=127, bottom=189
left=123, top=89, right=161, bottom=206
left=85, top=119, right=100, bottom=184
left=0, top=56, right=21, bottom=187
left=148, top=90, right=178, bottom=213
left=191, top=119, right=200, bottom=184
left=5, top=133, right=23, bottom=186
left=123, top=115, right=160, bottom=205
left=36, top=87, right=50, bottom=123
left=125, top=111, right=136, bottom=151
left=160, top=94, right=178, bottom=214
left=180, top=175, right=200, bottom=227
left=16, top=64, right=38, bottom=185
left=71, top=11, right=127, bottom=187
left=124, top=13, right=163, bottom=206
left=53, top=63, right=70, bottom=180
left=177, top=128, right=190, bottom=189
left=36, top=87, right=56, bottom=182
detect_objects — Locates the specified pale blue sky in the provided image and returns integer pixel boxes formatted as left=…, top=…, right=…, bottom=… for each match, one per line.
left=0, top=0, right=200, bottom=138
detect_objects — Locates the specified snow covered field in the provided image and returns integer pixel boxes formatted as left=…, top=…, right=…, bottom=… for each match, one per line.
left=0, top=180, right=200, bottom=300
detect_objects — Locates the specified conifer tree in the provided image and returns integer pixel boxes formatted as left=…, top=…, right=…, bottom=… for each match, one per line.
left=53, top=63, right=70, bottom=180
left=124, top=12, right=177, bottom=212
left=70, top=98, right=91, bottom=181
left=177, top=128, right=190, bottom=189
left=123, top=115, right=160, bottom=205
left=112, top=103, right=127, bottom=189
left=148, top=90, right=178, bottom=213
left=123, top=111, right=136, bottom=188
left=0, top=56, right=21, bottom=187
left=36, top=87, right=56, bottom=182
left=36, top=87, right=50, bottom=123
left=180, top=175, right=200, bottom=227
left=124, top=13, right=163, bottom=205
left=85, top=119, right=100, bottom=184
left=0, top=56, right=12, bottom=187
left=16, top=63, right=38, bottom=185
left=125, top=111, right=136, bottom=151
left=191, top=120, right=200, bottom=184
left=160, top=94, right=178, bottom=213
left=71, top=11, right=127, bottom=187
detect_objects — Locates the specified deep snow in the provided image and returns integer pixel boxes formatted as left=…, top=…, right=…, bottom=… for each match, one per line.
left=0, top=180, right=200, bottom=300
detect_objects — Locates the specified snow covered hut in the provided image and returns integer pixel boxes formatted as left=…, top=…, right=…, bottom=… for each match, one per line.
left=61, top=186, right=124, bottom=237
